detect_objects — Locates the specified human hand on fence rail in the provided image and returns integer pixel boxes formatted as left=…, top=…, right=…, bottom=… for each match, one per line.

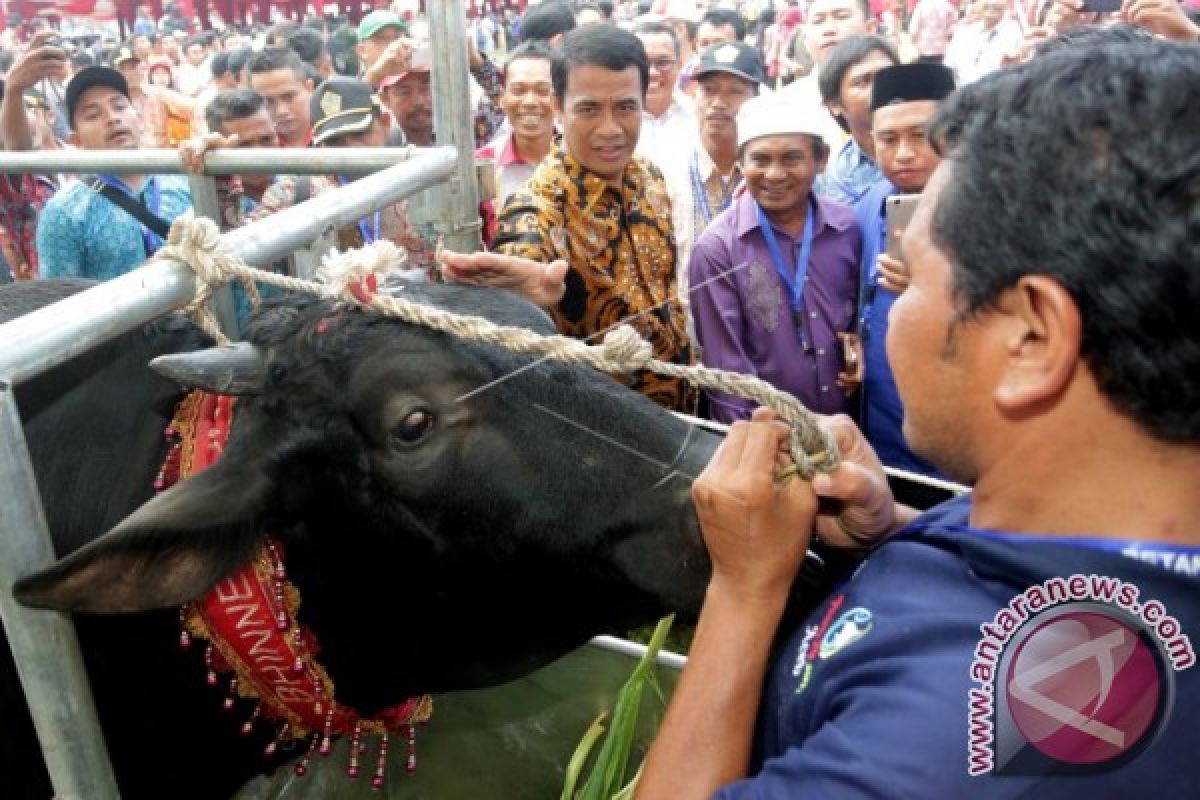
left=438, top=249, right=569, bottom=308
left=5, top=30, right=67, bottom=94
left=1122, top=0, right=1200, bottom=40
left=692, top=407, right=818, bottom=603
left=178, top=132, right=241, bottom=174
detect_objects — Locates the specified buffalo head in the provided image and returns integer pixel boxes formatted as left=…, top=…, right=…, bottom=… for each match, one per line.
left=15, top=284, right=722, bottom=711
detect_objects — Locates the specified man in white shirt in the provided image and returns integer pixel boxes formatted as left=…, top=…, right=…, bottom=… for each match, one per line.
left=660, top=42, right=764, bottom=339
left=634, top=21, right=698, bottom=174
left=778, top=0, right=877, bottom=153
left=946, top=0, right=1022, bottom=84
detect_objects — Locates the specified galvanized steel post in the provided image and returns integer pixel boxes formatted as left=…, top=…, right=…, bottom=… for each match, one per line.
left=427, top=0, right=484, bottom=254
left=0, top=384, right=121, bottom=800
left=0, top=149, right=457, bottom=797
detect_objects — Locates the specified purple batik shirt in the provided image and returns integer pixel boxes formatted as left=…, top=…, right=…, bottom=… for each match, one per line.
left=689, top=191, right=861, bottom=423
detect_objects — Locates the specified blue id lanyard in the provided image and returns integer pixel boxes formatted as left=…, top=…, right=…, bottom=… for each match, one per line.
left=689, top=151, right=733, bottom=224
left=756, top=199, right=815, bottom=349
left=338, top=175, right=382, bottom=245
left=97, top=174, right=162, bottom=256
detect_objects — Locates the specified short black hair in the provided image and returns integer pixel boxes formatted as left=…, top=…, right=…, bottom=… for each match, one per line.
left=596, top=0, right=614, bottom=18
left=205, top=88, right=266, bottom=133
left=210, top=51, right=230, bottom=79
left=287, top=26, right=327, bottom=66
left=265, top=20, right=301, bottom=48
left=183, top=35, right=206, bottom=53
left=521, top=1, right=577, bottom=43
left=633, top=20, right=681, bottom=58
left=1033, top=22, right=1152, bottom=57
left=551, top=24, right=648, bottom=104
left=227, top=46, right=253, bottom=79
left=700, top=8, right=746, bottom=40
left=246, top=47, right=308, bottom=82
left=818, top=34, right=899, bottom=106
left=503, top=41, right=555, bottom=82
left=929, top=40, right=1200, bottom=442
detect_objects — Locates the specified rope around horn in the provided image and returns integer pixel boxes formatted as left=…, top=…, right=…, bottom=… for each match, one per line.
left=153, top=215, right=840, bottom=478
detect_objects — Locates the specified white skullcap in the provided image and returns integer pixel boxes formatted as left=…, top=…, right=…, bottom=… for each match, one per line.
left=736, top=94, right=829, bottom=150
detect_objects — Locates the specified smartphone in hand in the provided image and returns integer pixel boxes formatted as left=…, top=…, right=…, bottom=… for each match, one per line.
left=1080, top=0, right=1121, bottom=11
left=884, top=194, right=921, bottom=261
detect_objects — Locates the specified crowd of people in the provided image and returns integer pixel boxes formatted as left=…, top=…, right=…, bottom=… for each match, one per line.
left=1, top=0, right=1199, bottom=795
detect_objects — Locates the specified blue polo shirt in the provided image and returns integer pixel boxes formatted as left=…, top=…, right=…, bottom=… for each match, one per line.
left=37, top=175, right=192, bottom=281
left=715, top=494, right=1200, bottom=798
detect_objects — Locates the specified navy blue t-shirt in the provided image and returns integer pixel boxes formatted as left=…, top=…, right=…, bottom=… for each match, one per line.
left=716, top=495, right=1200, bottom=799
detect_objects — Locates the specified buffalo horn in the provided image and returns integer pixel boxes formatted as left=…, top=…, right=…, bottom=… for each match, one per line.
left=149, top=342, right=268, bottom=395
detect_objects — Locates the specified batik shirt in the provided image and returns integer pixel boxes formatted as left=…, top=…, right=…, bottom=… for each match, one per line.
left=37, top=175, right=193, bottom=280
left=0, top=173, right=57, bottom=280
left=492, top=145, right=696, bottom=412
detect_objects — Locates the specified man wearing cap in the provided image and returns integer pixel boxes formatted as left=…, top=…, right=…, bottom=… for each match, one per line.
left=376, top=44, right=434, bottom=146
left=661, top=41, right=764, bottom=327
left=247, top=48, right=315, bottom=148
left=688, top=92, right=861, bottom=423
left=36, top=66, right=192, bottom=281
left=250, top=77, right=435, bottom=273
left=633, top=21, right=697, bottom=176
left=854, top=62, right=955, bottom=477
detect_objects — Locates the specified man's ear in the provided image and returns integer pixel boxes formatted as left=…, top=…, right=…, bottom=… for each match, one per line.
left=992, top=275, right=1082, bottom=414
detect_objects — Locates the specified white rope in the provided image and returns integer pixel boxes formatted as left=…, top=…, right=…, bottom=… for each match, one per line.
left=152, top=215, right=840, bottom=477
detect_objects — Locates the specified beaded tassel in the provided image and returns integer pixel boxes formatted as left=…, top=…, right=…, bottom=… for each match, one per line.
left=223, top=676, right=238, bottom=711
left=346, top=722, right=363, bottom=778
left=178, top=608, right=191, bottom=650
left=204, top=645, right=218, bottom=686
left=263, top=722, right=289, bottom=758
left=372, top=732, right=389, bottom=790
left=294, top=733, right=320, bottom=777
left=240, top=702, right=262, bottom=736
left=406, top=724, right=417, bottom=774
left=319, top=708, right=335, bottom=757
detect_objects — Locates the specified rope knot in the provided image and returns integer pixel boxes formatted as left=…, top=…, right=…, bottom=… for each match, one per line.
left=167, top=214, right=233, bottom=288
left=601, top=325, right=654, bottom=373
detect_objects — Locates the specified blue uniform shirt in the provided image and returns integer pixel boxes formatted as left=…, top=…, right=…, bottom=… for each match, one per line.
left=36, top=175, right=193, bottom=281
left=815, top=138, right=885, bottom=207
left=853, top=179, right=943, bottom=477
left=716, top=494, right=1200, bottom=799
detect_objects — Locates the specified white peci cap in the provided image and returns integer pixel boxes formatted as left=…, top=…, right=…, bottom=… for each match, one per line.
left=735, top=94, right=829, bottom=150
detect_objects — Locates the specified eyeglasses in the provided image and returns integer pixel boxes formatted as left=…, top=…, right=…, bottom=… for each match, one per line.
left=648, top=58, right=677, bottom=72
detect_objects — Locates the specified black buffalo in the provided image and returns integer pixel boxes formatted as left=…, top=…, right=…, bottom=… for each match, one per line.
left=1, top=280, right=832, bottom=798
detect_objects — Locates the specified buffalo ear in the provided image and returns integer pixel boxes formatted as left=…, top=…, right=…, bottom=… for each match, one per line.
left=13, top=462, right=272, bottom=613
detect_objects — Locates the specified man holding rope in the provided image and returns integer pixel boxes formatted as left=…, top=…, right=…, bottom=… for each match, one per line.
left=635, top=37, right=1200, bottom=799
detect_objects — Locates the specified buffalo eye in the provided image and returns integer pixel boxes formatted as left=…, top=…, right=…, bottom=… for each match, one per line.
left=391, top=408, right=436, bottom=445
left=268, top=363, right=288, bottom=384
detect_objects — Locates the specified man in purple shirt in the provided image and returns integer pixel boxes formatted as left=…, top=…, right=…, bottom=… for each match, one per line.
left=689, top=93, right=862, bottom=423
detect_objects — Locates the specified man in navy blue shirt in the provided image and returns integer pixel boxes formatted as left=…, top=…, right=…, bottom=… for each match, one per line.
left=638, top=36, right=1200, bottom=799
left=854, top=62, right=954, bottom=479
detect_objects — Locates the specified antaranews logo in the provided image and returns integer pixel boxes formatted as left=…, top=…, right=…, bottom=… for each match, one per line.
left=967, top=574, right=1194, bottom=776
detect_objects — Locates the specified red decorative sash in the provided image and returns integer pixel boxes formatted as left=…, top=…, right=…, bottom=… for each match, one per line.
left=159, top=390, right=433, bottom=787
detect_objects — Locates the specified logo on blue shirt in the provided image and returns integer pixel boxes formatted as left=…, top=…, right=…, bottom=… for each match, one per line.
left=819, top=607, right=874, bottom=660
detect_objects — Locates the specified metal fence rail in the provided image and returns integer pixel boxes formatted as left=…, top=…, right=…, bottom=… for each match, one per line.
left=0, top=147, right=432, bottom=176
left=0, top=147, right=456, bottom=800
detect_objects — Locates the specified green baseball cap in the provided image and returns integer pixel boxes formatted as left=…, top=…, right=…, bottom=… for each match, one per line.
left=357, top=10, right=408, bottom=43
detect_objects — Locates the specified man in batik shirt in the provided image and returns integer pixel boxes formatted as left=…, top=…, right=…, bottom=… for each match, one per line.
left=481, top=25, right=695, bottom=412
